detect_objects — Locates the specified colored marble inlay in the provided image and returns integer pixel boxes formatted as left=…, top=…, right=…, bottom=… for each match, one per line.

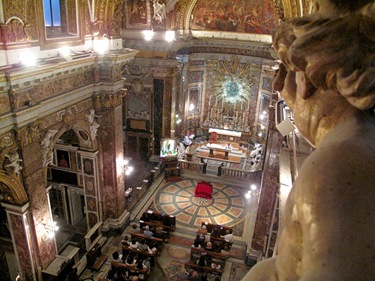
left=154, top=179, right=246, bottom=234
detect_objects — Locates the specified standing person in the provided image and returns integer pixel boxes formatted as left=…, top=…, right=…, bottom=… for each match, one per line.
left=201, top=158, right=207, bottom=174
left=243, top=1, right=375, bottom=280
left=217, top=163, right=224, bottom=176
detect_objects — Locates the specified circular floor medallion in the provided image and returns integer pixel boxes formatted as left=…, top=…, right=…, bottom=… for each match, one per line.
left=154, top=179, right=247, bottom=229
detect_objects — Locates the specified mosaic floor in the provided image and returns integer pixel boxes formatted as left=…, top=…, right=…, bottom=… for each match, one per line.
left=151, top=179, right=248, bottom=236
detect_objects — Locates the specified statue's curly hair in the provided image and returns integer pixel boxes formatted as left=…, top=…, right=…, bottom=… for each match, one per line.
left=273, top=2, right=375, bottom=111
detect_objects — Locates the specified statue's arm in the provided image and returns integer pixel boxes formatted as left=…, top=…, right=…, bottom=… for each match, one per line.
left=293, top=144, right=375, bottom=280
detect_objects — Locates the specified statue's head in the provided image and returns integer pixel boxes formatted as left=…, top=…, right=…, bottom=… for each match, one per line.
left=272, top=1, right=375, bottom=144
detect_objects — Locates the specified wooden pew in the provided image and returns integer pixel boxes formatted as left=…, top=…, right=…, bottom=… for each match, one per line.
left=190, top=247, right=229, bottom=261
left=184, top=261, right=223, bottom=276
left=141, top=210, right=176, bottom=230
left=130, top=232, right=164, bottom=255
left=139, top=220, right=171, bottom=239
left=111, top=261, right=150, bottom=278
left=122, top=245, right=157, bottom=267
left=201, top=222, right=233, bottom=235
left=86, top=243, right=108, bottom=271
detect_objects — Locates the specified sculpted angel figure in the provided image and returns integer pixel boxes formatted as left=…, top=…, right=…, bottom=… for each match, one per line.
left=243, top=1, right=375, bottom=280
left=153, top=0, right=166, bottom=23
left=41, top=129, right=59, bottom=167
left=85, top=109, right=101, bottom=137
left=4, top=151, right=23, bottom=175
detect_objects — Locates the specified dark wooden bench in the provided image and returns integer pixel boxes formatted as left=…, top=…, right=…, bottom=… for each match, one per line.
left=184, top=261, right=223, bottom=276
left=130, top=232, right=164, bottom=254
left=139, top=220, right=171, bottom=239
left=201, top=222, right=233, bottom=235
left=90, top=254, right=108, bottom=271
left=122, top=245, right=157, bottom=266
left=190, top=247, right=229, bottom=261
left=111, top=261, right=150, bottom=277
left=86, top=243, right=108, bottom=271
left=141, top=210, right=176, bottom=230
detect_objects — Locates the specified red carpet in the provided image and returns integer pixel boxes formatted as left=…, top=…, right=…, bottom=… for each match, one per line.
left=194, top=181, right=213, bottom=199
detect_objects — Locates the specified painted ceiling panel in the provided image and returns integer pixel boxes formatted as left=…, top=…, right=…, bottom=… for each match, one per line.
left=191, top=0, right=281, bottom=35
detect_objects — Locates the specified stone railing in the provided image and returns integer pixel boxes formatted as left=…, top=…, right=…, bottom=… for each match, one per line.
left=179, top=160, right=262, bottom=183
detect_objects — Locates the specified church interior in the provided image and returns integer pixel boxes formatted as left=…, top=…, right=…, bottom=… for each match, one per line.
left=0, top=0, right=315, bottom=280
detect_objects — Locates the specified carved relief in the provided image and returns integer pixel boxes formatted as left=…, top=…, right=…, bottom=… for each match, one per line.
left=16, top=124, right=41, bottom=148
left=10, top=67, right=95, bottom=110
left=95, top=92, right=125, bottom=108
left=0, top=132, right=12, bottom=149
left=62, top=107, right=78, bottom=129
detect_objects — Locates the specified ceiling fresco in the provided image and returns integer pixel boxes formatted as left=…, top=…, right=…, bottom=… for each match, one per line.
left=191, top=0, right=281, bottom=35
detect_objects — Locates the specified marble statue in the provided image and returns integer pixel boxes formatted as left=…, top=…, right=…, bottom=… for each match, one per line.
left=85, top=109, right=100, bottom=137
left=41, top=129, right=58, bottom=167
left=4, top=151, right=23, bottom=175
left=153, top=0, right=166, bottom=24
left=243, top=1, right=375, bottom=280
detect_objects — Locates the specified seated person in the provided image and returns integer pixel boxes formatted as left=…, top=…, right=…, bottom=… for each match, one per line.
left=112, top=250, right=122, bottom=262
left=197, top=225, right=208, bottom=235
left=140, top=212, right=149, bottom=222
left=129, top=238, right=139, bottom=249
left=125, top=254, right=136, bottom=266
left=148, top=242, right=157, bottom=254
left=143, top=225, right=154, bottom=237
left=138, top=239, right=149, bottom=251
left=132, top=223, right=141, bottom=233
left=154, top=226, right=167, bottom=241
left=193, top=234, right=202, bottom=248
left=189, top=271, right=200, bottom=281
left=210, top=227, right=221, bottom=238
left=223, top=230, right=234, bottom=250
left=205, top=241, right=214, bottom=251
left=121, top=235, right=130, bottom=246
left=197, top=255, right=207, bottom=267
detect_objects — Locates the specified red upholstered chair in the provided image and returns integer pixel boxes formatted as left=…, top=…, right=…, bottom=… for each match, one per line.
left=209, top=132, right=218, bottom=141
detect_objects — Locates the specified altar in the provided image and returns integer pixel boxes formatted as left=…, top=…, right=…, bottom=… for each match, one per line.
left=196, top=141, right=245, bottom=164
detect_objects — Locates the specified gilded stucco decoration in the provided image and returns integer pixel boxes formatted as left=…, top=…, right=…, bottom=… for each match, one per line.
left=95, top=91, right=126, bottom=108
left=16, top=124, right=41, bottom=148
left=208, top=56, right=258, bottom=106
left=0, top=170, right=28, bottom=205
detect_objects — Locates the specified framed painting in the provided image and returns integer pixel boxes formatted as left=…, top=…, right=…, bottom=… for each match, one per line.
left=56, top=149, right=70, bottom=169
left=187, top=86, right=202, bottom=115
left=124, top=0, right=152, bottom=29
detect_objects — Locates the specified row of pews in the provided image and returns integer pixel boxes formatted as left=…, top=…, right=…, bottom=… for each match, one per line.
left=99, top=210, right=175, bottom=281
left=185, top=222, right=233, bottom=278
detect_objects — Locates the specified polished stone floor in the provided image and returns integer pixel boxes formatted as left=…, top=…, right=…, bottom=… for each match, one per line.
left=80, top=171, right=260, bottom=281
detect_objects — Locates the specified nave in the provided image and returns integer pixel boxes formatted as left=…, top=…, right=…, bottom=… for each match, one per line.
left=79, top=171, right=260, bottom=281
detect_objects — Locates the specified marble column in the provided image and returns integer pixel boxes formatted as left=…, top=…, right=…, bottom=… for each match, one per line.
left=95, top=92, right=126, bottom=231
left=1, top=202, right=37, bottom=281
